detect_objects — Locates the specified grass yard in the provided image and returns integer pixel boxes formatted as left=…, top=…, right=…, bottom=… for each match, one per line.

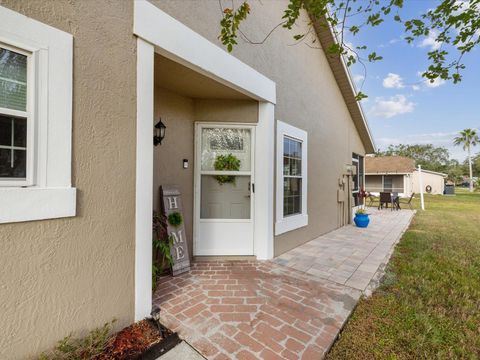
left=327, top=190, right=480, bottom=359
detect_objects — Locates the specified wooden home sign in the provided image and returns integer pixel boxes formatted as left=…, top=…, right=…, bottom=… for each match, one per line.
left=160, top=185, right=191, bottom=276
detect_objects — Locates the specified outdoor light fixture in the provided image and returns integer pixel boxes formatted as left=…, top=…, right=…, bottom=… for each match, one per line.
left=154, top=118, right=166, bottom=146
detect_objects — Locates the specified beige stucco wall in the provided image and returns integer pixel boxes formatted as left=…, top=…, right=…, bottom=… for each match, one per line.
left=153, top=81, right=258, bottom=256
left=151, top=0, right=367, bottom=256
left=153, top=87, right=195, bottom=251
left=0, top=1, right=136, bottom=358
left=412, top=170, right=445, bottom=195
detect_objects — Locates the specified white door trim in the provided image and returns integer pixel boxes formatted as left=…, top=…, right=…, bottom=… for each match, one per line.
left=134, top=1, right=276, bottom=320
left=193, top=122, right=255, bottom=256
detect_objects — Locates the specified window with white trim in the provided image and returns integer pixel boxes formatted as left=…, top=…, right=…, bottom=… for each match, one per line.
left=275, top=121, right=308, bottom=235
left=0, top=5, right=76, bottom=224
left=352, top=153, right=364, bottom=206
left=0, top=44, right=32, bottom=185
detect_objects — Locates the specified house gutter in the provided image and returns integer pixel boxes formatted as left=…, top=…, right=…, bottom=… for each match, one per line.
left=310, top=15, right=376, bottom=154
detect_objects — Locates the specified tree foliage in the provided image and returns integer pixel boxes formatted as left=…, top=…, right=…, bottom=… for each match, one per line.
left=219, top=0, right=480, bottom=96
left=375, top=144, right=456, bottom=173
left=453, top=128, right=479, bottom=150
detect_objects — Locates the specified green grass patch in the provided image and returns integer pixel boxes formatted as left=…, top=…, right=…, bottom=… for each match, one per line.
left=328, top=192, right=480, bottom=359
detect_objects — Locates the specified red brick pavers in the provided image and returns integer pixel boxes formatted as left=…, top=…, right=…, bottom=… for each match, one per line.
left=153, top=260, right=361, bottom=359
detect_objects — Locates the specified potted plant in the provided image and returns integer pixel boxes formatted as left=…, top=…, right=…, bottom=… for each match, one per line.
left=354, top=208, right=370, bottom=228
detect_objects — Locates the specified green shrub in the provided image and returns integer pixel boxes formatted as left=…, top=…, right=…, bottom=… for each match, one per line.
left=167, top=212, right=183, bottom=227
left=38, top=320, right=115, bottom=360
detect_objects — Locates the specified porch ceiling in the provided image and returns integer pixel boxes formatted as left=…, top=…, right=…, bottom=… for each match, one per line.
left=154, top=54, right=251, bottom=100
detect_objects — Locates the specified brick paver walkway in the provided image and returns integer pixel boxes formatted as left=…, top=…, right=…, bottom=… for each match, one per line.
left=154, top=261, right=360, bottom=359
left=154, top=209, right=415, bottom=359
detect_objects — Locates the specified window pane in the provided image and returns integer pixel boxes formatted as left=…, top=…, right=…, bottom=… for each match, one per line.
left=283, top=157, right=290, bottom=176
left=284, top=177, right=302, bottom=216
left=0, top=115, right=11, bottom=146
left=200, top=175, right=251, bottom=219
left=283, top=137, right=302, bottom=177
left=13, top=117, right=26, bottom=147
left=0, top=148, right=26, bottom=178
left=201, top=128, right=251, bottom=171
left=290, top=159, right=301, bottom=176
left=0, top=47, right=27, bottom=111
left=283, top=137, right=290, bottom=156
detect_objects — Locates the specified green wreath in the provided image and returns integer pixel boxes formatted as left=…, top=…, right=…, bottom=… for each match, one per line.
left=214, top=154, right=241, bottom=185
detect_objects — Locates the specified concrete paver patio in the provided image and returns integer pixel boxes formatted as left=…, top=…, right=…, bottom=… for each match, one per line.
left=274, top=209, right=415, bottom=293
left=153, top=209, right=414, bottom=359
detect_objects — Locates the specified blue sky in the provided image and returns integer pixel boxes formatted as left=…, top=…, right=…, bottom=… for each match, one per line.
left=346, top=1, right=480, bottom=161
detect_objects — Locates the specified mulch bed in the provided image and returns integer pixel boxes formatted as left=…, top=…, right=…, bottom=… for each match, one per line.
left=95, top=319, right=180, bottom=360
left=95, top=320, right=161, bottom=360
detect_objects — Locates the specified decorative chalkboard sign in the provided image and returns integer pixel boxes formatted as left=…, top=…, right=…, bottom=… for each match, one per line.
left=160, top=185, right=190, bottom=276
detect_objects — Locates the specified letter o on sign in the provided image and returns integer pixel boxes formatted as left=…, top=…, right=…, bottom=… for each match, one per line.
left=425, top=185, right=432, bottom=193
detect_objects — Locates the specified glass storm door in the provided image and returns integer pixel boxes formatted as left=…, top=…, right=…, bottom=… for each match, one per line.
left=194, top=124, right=254, bottom=256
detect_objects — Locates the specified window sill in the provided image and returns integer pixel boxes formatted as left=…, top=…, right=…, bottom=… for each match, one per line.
left=275, top=214, right=308, bottom=235
left=0, top=187, right=76, bottom=224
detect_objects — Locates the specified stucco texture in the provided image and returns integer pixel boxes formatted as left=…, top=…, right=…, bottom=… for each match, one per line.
left=150, top=0, right=367, bottom=256
left=0, top=1, right=136, bottom=358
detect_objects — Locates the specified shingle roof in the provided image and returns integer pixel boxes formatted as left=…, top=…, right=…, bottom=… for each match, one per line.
left=365, top=156, right=416, bottom=174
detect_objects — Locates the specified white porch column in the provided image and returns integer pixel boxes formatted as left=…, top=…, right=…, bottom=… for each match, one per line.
left=254, top=102, right=275, bottom=260
left=135, top=38, right=154, bottom=320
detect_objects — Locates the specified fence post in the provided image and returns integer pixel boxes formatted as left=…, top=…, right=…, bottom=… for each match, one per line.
left=418, top=165, right=425, bottom=210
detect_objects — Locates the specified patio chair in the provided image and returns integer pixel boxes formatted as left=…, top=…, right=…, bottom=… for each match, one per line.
left=399, top=192, right=415, bottom=210
left=378, top=192, right=392, bottom=210
left=367, top=192, right=378, bottom=207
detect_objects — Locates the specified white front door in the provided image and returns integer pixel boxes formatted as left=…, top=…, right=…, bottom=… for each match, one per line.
left=194, top=123, right=254, bottom=255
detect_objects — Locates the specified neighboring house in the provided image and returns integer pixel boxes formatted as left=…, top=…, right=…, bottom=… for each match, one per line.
left=365, top=156, right=446, bottom=195
left=0, top=1, right=374, bottom=357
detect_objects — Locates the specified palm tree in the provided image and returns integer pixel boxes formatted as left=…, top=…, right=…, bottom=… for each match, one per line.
left=454, top=128, right=479, bottom=192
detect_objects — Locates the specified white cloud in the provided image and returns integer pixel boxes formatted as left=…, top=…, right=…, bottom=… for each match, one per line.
left=370, top=95, right=415, bottom=118
left=416, top=71, right=446, bottom=89
left=412, top=84, right=421, bottom=91
left=418, top=30, right=442, bottom=51
left=352, top=74, right=365, bottom=86
left=382, top=73, right=405, bottom=89
left=343, top=41, right=356, bottom=58
left=424, top=77, right=446, bottom=88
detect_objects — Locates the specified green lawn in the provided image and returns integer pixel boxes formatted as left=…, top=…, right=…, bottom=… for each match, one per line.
left=327, top=191, right=480, bottom=359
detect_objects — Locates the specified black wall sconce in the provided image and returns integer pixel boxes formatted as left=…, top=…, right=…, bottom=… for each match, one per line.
left=154, top=118, right=166, bottom=146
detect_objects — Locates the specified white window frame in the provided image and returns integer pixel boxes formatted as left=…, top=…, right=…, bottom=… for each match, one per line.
left=0, top=42, right=36, bottom=186
left=352, top=155, right=360, bottom=194
left=275, top=120, right=308, bottom=235
left=0, top=6, right=76, bottom=224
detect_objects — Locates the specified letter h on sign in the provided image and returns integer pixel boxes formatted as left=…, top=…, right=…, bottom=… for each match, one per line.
left=167, top=196, right=178, bottom=210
